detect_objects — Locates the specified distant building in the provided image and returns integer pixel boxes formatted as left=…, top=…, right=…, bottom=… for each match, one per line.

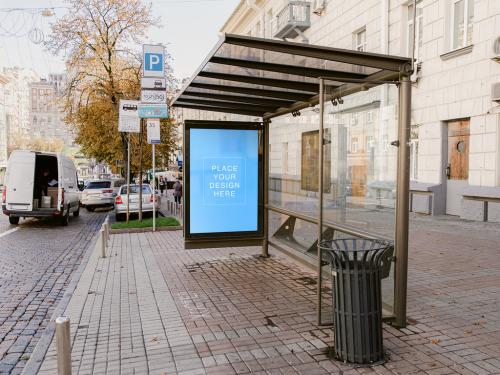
left=0, top=73, right=8, bottom=176
left=3, top=67, right=39, bottom=141
left=29, top=74, right=74, bottom=145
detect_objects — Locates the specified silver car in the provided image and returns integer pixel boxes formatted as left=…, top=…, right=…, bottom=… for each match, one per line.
left=81, top=179, right=124, bottom=211
left=114, top=184, right=160, bottom=221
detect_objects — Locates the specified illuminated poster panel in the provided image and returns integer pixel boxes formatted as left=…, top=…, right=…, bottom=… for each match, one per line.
left=185, top=121, right=263, bottom=242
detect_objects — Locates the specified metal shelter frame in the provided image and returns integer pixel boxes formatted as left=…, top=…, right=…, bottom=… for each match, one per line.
left=173, top=34, right=412, bottom=328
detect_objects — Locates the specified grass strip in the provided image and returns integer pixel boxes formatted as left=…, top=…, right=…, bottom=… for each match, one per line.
left=112, top=216, right=179, bottom=229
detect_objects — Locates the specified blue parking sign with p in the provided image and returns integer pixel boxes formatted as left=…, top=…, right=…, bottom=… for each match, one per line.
left=145, top=53, right=163, bottom=72
left=143, top=45, right=165, bottom=78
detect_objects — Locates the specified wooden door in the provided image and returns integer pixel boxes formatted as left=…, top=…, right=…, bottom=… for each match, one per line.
left=446, top=119, right=469, bottom=215
left=447, top=120, right=469, bottom=180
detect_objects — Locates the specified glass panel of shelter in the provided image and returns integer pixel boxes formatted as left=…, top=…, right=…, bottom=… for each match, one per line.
left=267, top=83, right=397, bottom=317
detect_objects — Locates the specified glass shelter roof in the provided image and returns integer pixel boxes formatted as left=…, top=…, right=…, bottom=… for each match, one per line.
left=172, top=34, right=413, bottom=119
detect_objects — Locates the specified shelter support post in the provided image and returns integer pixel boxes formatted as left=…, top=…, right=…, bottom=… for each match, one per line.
left=316, top=78, right=325, bottom=325
left=394, top=75, right=411, bottom=328
left=261, top=120, right=270, bottom=258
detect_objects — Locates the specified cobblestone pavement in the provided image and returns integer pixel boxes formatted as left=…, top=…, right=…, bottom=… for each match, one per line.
left=38, top=215, right=500, bottom=375
left=0, top=211, right=107, bottom=374
left=0, top=213, right=15, bottom=236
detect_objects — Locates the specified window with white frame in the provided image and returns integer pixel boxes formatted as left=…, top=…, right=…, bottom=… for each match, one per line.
left=266, top=9, right=273, bottom=37
left=452, top=0, right=474, bottom=50
left=354, top=28, right=366, bottom=52
left=407, top=0, right=423, bottom=61
left=365, top=135, right=374, bottom=152
left=255, top=21, right=261, bottom=37
left=351, top=137, right=359, bottom=153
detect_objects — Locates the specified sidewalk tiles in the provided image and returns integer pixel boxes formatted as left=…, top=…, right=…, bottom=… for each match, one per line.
left=36, top=225, right=500, bottom=375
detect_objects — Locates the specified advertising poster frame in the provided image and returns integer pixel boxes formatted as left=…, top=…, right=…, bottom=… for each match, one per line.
left=184, top=120, right=265, bottom=248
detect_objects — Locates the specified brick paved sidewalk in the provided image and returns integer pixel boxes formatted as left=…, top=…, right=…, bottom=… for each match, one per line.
left=36, top=218, right=500, bottom=375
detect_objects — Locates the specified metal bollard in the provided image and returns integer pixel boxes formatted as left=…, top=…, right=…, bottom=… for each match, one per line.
left=104, top=220, right=110, bottom=246
left=102, top=224, right=108, bottom=247
left=55, top=316, right=72, bottom=375
left=100, top=229, right=106, bottom=258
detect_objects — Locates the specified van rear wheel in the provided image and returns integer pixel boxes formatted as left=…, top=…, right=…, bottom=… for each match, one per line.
left=73, top=206, right=80, bottom=217
left=61, top=208, right=69, bottom=226
left=9, top=216, right=19, bottom=225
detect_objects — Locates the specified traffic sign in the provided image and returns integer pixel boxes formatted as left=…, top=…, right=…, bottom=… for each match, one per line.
left=118, top=100, right=140, bottom=133
left=141, top=89, right=166, bottom=104
left=143, top=44, right=165, bottom=78
left=141, top=77, right=166, bottom=90
left=138, top=104, right=169, bottom=119
left=147, top=119, right=161, bottom=144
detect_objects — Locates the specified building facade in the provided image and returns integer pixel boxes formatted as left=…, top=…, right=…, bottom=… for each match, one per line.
left=30, top=74, right=74, bottom=146
left=211, top=0, right=500, bottom=222
left=3, top=67, right=40, bottom=143
left=0, top=73, right=8, bottom=181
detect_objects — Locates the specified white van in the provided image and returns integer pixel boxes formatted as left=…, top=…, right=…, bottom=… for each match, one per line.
left=1, top=150, right=81, bottom=225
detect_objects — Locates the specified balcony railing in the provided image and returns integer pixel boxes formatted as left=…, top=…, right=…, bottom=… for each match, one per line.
left=274, top=1, right=311, bottom=40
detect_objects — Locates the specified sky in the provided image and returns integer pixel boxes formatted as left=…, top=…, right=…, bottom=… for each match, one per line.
left=0, top=0, right=240, bottom=80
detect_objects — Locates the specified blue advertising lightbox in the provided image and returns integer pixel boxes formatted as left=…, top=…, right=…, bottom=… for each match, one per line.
left=185, top=121, right=263, bottom=241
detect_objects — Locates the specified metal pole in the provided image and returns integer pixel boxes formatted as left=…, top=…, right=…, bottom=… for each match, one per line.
left=316, top=78, right=325, bottom=325
left=152, top=143, right=156, bottom=232
left=138, top=120, right=143, bottom=222
left=100, top=228, right=106, bottom=258
left=55, top=316, right=72, bottom=375
left=394, top=75, right=411, bottom=328
left=261, top=120, right=270, bottom=258
left=126, top=133, right=130, bottom=224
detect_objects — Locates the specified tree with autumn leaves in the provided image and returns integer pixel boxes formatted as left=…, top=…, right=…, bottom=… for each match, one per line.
left=46, top=0, right=178, bottom=176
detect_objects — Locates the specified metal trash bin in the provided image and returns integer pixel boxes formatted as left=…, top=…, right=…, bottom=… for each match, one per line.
left=320, top=238, right=393, bottom=364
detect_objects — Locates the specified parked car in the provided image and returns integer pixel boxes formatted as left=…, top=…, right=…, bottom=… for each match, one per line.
left=114, top=184, right=160, bottom=221
left=2, top=150, right=80, bottom=225
left=81, top=178, right=125, bottom=211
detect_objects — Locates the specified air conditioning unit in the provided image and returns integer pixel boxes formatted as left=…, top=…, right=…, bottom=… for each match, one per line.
left=492, top=37, right=500, bottom=63
left=312, top=0, right=326, bottom=16
left=491, top=82, right=500, bottom=102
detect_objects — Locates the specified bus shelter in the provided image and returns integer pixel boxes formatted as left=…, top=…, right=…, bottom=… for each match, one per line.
left=172, top=34, right=412, bottom=328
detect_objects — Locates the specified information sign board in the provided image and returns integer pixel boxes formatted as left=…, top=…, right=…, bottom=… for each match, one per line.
left=141, top=77, right=166, bottom=90
left=141, top=90, right=166, bottom=104
left=138, top=104, right=169, bottom=119
left=146, top=119, right=161, bottom=144
left=118, top=100, right=140, bottom=133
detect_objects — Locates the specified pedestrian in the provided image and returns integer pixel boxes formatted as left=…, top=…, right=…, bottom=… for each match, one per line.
left=159, top=177, right=165, bottom=196
left=173, top=179, right=183, bottom=204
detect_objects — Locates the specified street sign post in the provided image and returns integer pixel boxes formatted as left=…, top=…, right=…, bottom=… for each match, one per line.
left=141, top=44, right=168, bottom=229
left=118, top=100, right=140, bottom=133
left=141, top=77, right=166, bottom=90
left=143, top=44, right=165, bottom=78
left=147, top=119, right=161, bottom=231
left=118, top=99, right=140, bottom=224
left=141, top=90, right=167, bottom=104
left=138, top=104, right=169, bottom=119
left=147, top=119, right=161, bottom=145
